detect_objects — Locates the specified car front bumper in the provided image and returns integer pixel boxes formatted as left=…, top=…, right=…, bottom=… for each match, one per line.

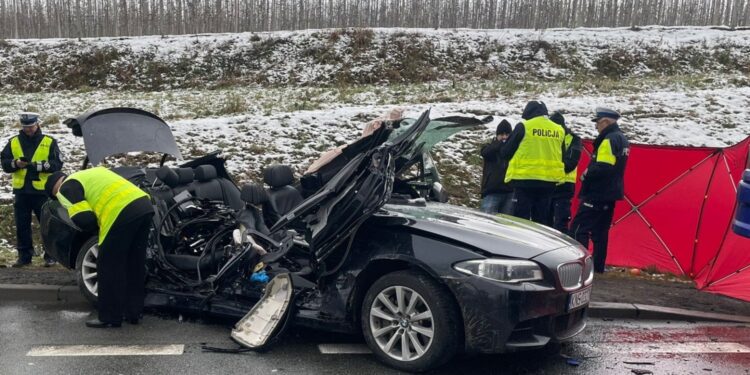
left=444, top=270, right=588, bottom=354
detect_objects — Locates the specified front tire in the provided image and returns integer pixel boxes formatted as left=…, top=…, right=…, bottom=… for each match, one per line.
left=75, top=237, right=99, bottom=307
left=361, top=270, right=461, bottom=372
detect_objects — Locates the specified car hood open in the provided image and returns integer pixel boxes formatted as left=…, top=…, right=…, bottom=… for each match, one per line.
left=379, top=202, right=582, bottom=258
left=64, top=107, right=182, bottom=166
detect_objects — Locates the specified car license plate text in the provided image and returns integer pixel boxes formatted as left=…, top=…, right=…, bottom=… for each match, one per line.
left=567, top=286, right=592, bottom=311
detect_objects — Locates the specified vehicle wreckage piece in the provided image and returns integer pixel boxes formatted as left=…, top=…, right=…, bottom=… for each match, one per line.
left=231, top=273, right=294, bottom=349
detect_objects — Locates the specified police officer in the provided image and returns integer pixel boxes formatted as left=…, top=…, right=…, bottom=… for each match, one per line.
left=45, top=167, right=154, bottom=328
left=500, top=101, right=566, bottom=224
left=570, top=107, right=629, bottom=273
left=1, top=112, right=63, bottom=267
left=548, top=111, right=581, bottom=234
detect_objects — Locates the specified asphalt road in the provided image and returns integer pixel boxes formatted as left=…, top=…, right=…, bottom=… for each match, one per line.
left=2, top=300, right=750, bottom=375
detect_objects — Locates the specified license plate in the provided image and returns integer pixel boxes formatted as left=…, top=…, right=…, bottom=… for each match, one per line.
left=567, top=286, right=592, bottom=311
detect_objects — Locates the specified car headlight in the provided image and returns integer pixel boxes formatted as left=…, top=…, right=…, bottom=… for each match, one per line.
left=454, top=259, right=543, bottom=283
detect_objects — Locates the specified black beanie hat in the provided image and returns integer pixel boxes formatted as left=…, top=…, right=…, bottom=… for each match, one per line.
left=496, top=119, right=512, bottom=135
left=549, top=111, right=565, bottom=126
left=45, top=171, right=67, bottom=198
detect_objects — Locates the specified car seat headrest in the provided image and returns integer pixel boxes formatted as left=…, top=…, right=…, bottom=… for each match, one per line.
left=240, top=183, right=269, bottom=205
left=194, top=165, right=218, bottom=182
left=263, top=164, right=295, bottom=188
left=176, top=167, right=195, bottom=185
left=155, top=166, right=179, bottom=187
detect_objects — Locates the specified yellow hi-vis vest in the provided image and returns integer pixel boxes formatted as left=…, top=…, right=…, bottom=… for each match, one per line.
left=10, top=135, right=53, bottom=190
left=562, top=132, right=577, bottom=184
left=505, top=116, right=565, bottom=184
left=57, top=167, right=148, bottom=244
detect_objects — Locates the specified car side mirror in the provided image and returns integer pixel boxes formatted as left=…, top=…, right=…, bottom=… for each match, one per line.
left=430, top=182, right=449, bottom=203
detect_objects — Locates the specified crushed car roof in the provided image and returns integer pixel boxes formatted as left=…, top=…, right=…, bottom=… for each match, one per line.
left=64, top=107, right=182, bottom=166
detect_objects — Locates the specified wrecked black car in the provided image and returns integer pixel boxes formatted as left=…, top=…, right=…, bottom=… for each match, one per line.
left=41, top=107, right=592, bottom=372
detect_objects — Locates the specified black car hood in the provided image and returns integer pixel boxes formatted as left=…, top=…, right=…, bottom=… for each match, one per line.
left=379, top=202, right=582, bottom=259
left=64, top=107, right=182, bottom=166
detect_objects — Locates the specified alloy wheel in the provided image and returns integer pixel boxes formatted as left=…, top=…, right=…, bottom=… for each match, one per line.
left=369, top=285, right=435, bottom=362
left=81, top=243, right=99, bottom=297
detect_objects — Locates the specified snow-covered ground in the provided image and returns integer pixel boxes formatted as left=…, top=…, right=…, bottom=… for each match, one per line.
left=1, top=85, right=748, bottom=203
left=1, top=26, right=749, bottom=92
left=0, top=26, right=749, bottom=205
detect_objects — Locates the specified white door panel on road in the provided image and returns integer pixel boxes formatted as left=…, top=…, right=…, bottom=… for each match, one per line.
left=27, top=344, right=184, bottom=357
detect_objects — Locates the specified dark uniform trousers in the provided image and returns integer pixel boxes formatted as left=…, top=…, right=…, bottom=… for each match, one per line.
left=551, top=195, right=573, bottom=234
left=513, top=186, right=554, bottom=226
left=97, top=212, right=153, bottom=324
left=570, top=201, right=615, bottom=273
left=14, top=193, right=52, bottom=263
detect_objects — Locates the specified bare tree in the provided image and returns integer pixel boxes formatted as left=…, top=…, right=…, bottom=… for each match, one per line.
left=0, top=0, right=748, bottom=39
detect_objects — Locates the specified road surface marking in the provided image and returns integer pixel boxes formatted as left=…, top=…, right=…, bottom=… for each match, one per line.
left=318, top=344, right=372, bottom=354
left=588, top=342, right=750, bottom=354
left=27, top=344, right=184, bottom=357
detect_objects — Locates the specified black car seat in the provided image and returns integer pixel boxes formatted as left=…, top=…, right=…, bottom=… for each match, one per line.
left=172, top=167, right=195, bottom=194
left=152, top=166, right=179, bottom=202
left=263, top=164, right=303, bottom=225
left=191, top=165, right=223, bottom=201
left=238, top=183, right=271, bottom=235
left=155, top=166, right=180, bottom=188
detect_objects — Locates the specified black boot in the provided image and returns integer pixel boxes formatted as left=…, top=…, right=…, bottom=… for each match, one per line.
left=85, top=319, right=121, bottom=328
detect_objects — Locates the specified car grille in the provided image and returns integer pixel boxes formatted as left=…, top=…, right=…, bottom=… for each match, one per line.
left=558, top=262, right=583, bottom=290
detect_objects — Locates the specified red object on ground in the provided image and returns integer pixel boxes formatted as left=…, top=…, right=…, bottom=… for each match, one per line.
left=572, top=136, right=750, bottom=301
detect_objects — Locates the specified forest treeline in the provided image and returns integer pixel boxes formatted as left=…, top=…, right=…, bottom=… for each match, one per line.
left=1, top=0, right=748, bottom=39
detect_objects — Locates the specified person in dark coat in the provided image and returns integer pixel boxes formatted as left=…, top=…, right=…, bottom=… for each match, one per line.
left=570, top=107, right=630, bottom=273
left=499, top=101, right=566, bottom=225
left=1, top=112, right=63, bottom=267
left=480, top=119, right=514, bottom=214
left=548, top=111, right=581, bottom=234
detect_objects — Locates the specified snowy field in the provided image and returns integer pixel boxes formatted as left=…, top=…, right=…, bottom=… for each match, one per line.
left=0, top=26, right=749, bottom=205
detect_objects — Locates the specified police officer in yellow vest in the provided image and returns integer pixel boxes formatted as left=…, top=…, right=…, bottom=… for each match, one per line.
left=500, top=101, right=566, bottom=225
left=1, top=112, right=63, bottom=267
left=548, top=111, right=582, bottom=234
left=570, top=107, right=629, bottom=274
left=45, top=168, right=154, bottom=328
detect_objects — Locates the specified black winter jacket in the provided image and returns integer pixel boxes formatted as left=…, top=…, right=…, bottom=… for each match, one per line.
left=480, top=139, right=513, bottom=196
left=578, top=123, right=629, bottom=202
left=1, top=129, right=63, bottom=195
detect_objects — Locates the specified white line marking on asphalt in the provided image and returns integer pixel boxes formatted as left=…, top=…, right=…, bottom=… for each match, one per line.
left=588, top=342, right=750, bottom=354
left=27, top=344, right=184, bottom=357
left=318, top=344, right=372, bottom=354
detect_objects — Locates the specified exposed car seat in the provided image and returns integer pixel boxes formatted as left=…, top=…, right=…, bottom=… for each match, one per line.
left=190, top=165, right=244, bottom=211
left=155, top=166, right=180, bottom=188
left=191, top=165, right=223, bottom=200
left=172, top=167, right=195, bottom=195
left=238, top=183, right=270, bottom=235
left=263, top=164, right=303, bottom=225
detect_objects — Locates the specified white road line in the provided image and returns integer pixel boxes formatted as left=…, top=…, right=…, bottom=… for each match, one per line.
left=585, top=342, right=750, bottom=354
left=27, top=344, right=185, bottom=357
left=318, top=344, right=372, bottom=354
